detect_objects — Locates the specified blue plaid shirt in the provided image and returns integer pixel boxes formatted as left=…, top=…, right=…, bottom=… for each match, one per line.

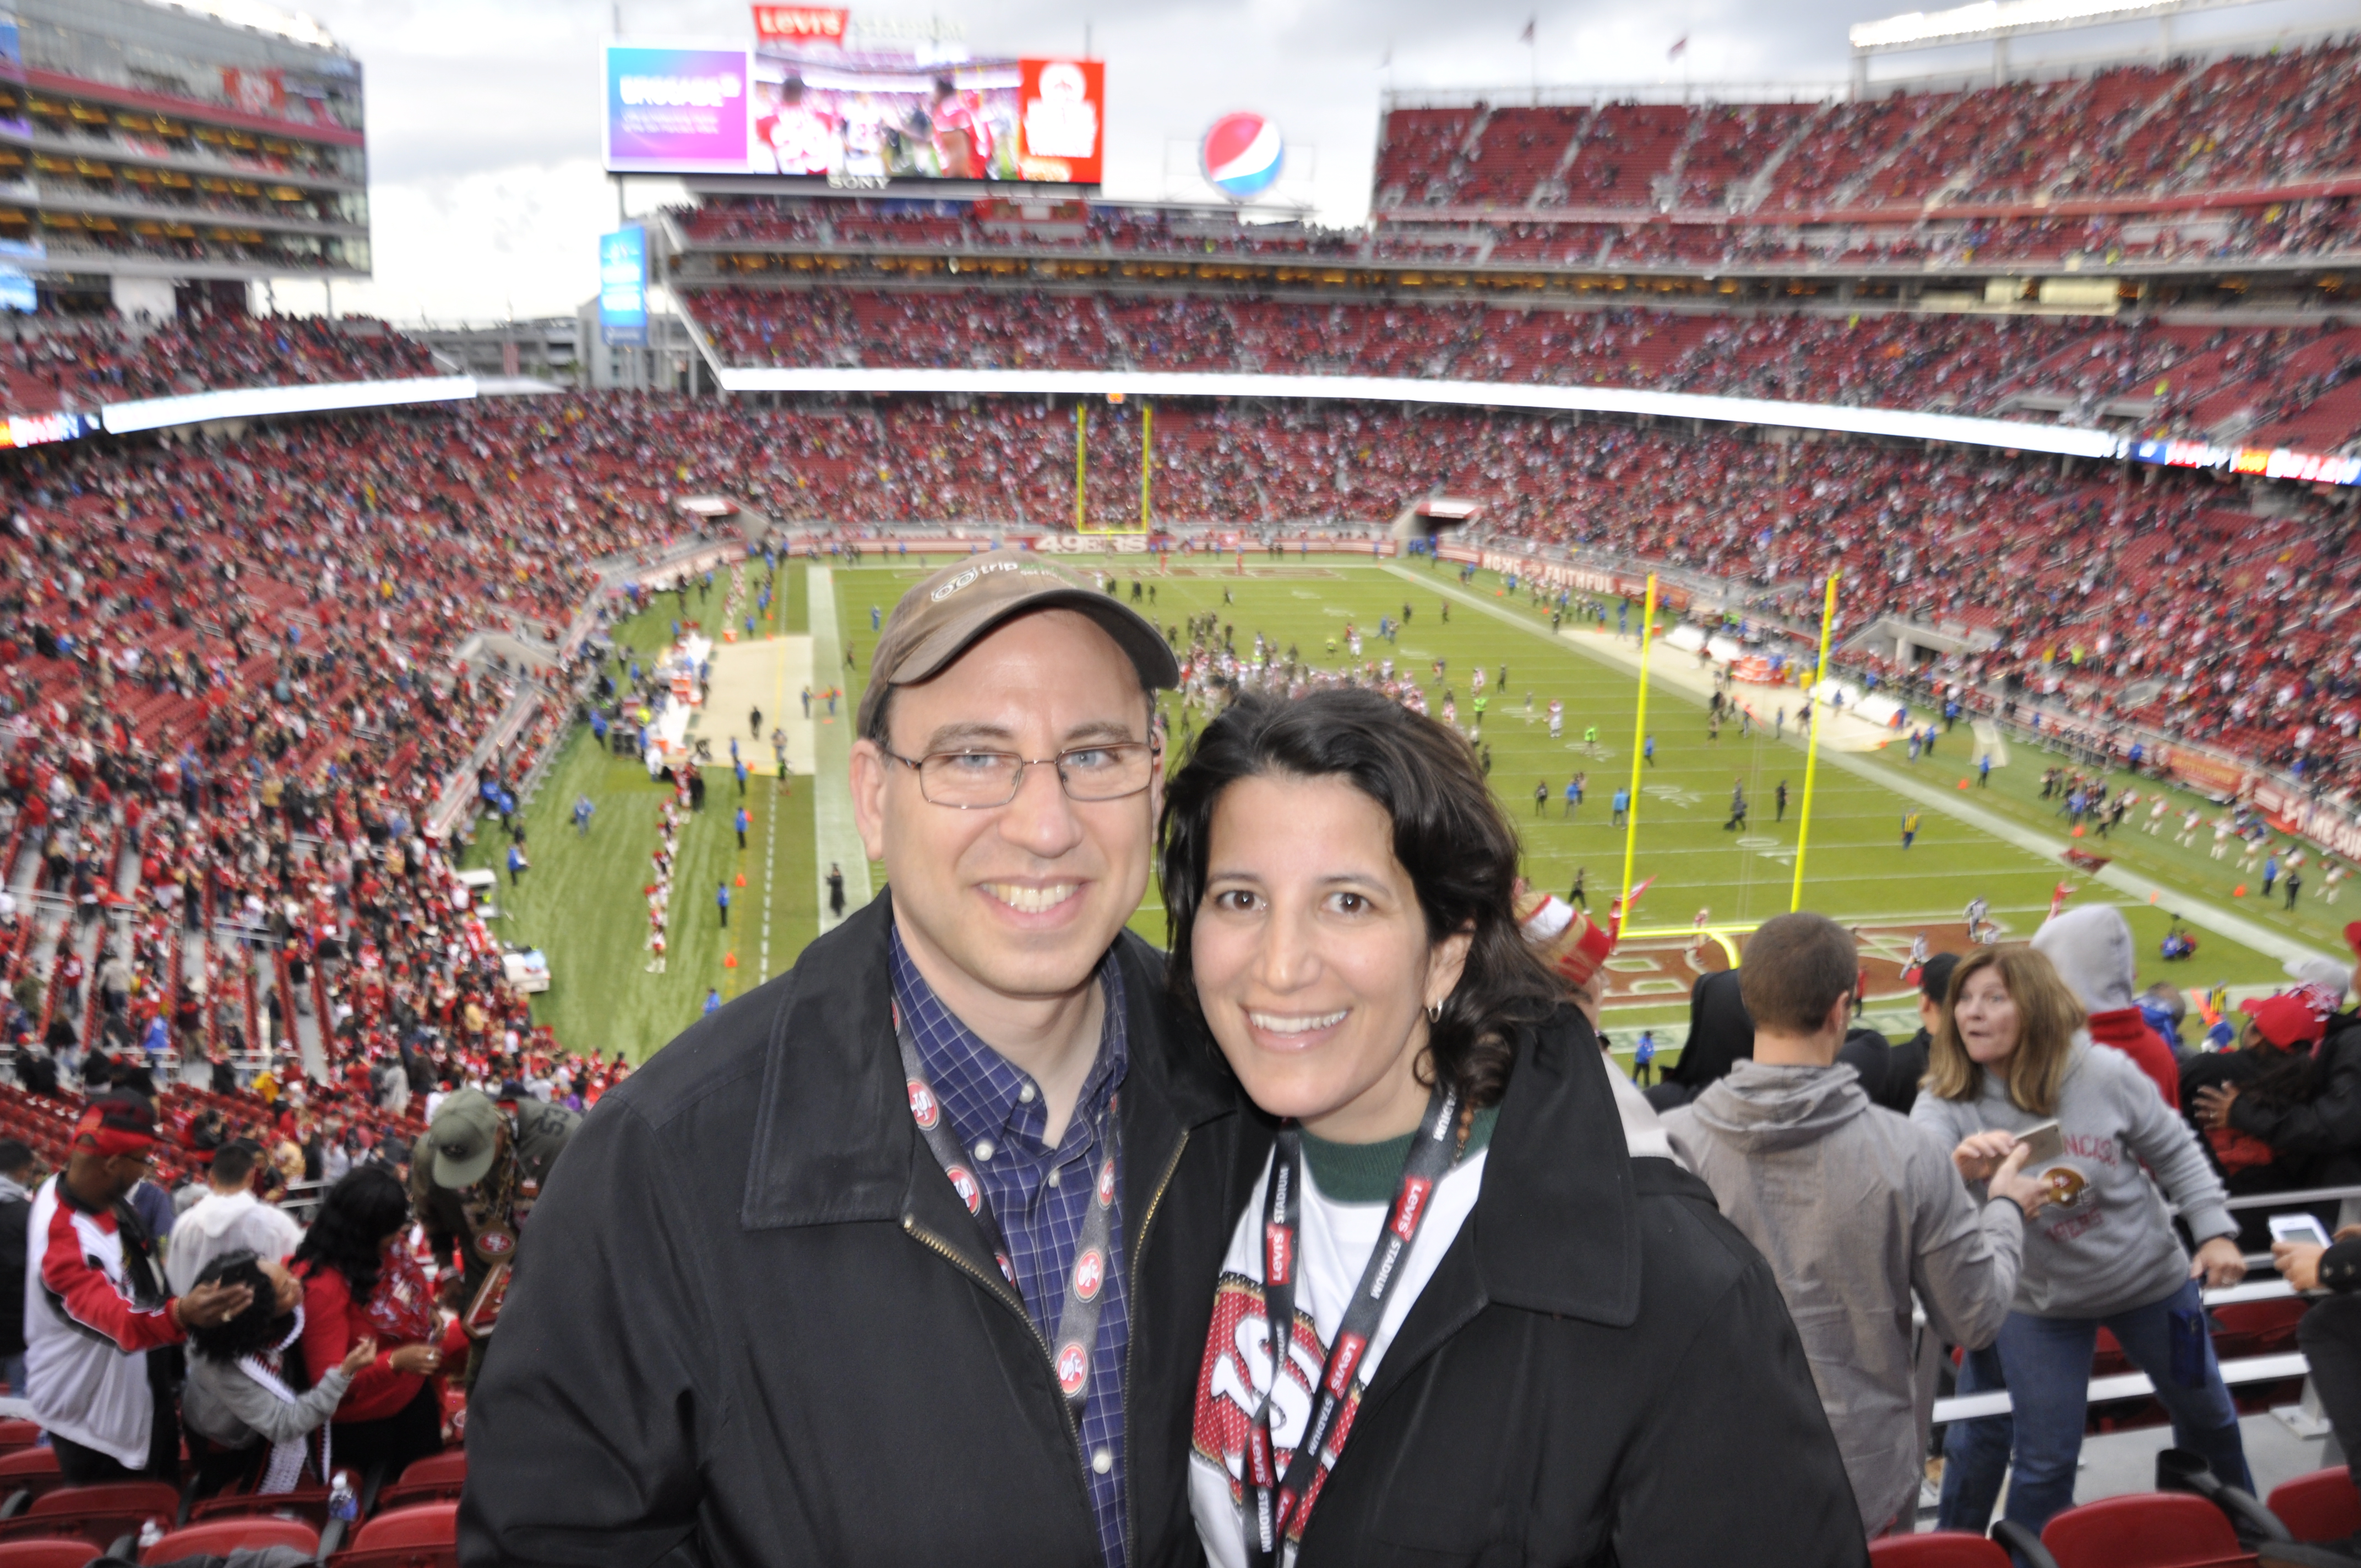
left=891, top=928, right=1131, bottom=1568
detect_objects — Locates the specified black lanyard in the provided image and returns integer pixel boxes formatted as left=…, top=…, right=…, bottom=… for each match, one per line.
left=1247, top=1084, right=1466, bottom=1567
left=894, top=1001, right=1120, bottom=1424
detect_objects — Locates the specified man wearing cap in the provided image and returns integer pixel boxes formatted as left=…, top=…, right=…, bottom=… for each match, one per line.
left=466, top=552, right=1267, bottom=1567
left=410, top=1085, right=576, bottom=1378
left=24, top=1091, right=252, bottom=1482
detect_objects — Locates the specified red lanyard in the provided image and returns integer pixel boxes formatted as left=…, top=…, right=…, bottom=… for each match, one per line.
left=1246, top=1084, right=1465, bottom=1566
left=894, top=1001, right=1120, bottom=1425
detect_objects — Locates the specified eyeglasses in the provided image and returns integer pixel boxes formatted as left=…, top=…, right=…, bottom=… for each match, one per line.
left=884, top=741, right=1158, bottom=809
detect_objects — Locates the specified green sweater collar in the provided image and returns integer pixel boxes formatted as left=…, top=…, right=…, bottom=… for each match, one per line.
left=1299, top=1105, right=1498, bottom=1204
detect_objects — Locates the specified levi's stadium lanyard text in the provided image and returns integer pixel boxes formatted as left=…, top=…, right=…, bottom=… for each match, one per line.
left=1247, top=1084, right=1466, bottom=1567
left=894, top=1000, right=1119, bottom=1427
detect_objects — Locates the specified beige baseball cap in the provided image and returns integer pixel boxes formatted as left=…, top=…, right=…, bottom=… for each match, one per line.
left=855, top=551, right=1178, bottom=738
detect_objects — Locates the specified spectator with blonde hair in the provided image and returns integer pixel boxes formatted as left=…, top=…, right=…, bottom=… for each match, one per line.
left=1914, top=945, right=2250, bottom=1539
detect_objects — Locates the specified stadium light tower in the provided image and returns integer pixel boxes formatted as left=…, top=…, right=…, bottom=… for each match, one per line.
left=1849, top=0, right=2272, bottom=89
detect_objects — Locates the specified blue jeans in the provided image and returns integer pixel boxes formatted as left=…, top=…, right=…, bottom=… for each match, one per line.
left=1938, top=1277, right=2250, bottom=1540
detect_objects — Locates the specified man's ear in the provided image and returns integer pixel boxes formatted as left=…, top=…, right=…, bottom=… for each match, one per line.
left=849, top=739, right=889, bottom=863
left=1826, top=994, right=1855, bottom=1039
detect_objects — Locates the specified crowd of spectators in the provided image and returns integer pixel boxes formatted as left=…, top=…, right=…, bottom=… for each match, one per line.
left=0, top=313, right=443, bottom=420
left=1373, top=39, right=2361, bottom=214
left=0, top=394, right=706, bottom=1125
left=684, top=288, right=2361, bottom=451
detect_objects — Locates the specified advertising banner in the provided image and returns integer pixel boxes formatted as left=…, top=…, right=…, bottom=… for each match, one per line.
left=1016, top=58, right=1103, bottom=184
left=2156, top=745, right=2253, bottom=800
left=599, top=226, right=649, bottom=347
left=751, top=6, right=846, bottom=41
left=605, top=45, right=752, bottom=173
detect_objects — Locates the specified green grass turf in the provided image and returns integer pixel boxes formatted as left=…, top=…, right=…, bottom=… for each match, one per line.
left=490, top=557, right=2319, bottom=1063
left=457, top=599, right=817, bottom=1061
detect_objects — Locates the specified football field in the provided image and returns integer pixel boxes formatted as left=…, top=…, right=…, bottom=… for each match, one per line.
left=471, top=556, right=2348, bottom=1065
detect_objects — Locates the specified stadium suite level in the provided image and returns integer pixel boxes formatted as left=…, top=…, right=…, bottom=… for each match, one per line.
left=1, top=0, right=371, bottom=314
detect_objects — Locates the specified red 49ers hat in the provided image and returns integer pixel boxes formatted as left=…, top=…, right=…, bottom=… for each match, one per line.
left=2345, top=919, right=2361, bottom=959
left=856, top=551, right=1178, bottom=738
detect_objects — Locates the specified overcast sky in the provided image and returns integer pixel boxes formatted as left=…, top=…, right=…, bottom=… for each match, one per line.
left=255, top=0, right=2354, bottom=324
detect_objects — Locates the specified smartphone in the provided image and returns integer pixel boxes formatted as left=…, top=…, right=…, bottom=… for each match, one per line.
left=2271, top=1213, right=2333, bottom=1248
left=2012, top=1120, right=2063, bottom=1167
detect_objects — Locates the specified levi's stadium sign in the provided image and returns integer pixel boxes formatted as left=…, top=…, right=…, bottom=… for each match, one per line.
left=2132, top=437, right=2361, bottom=487
left=751, top=7, right=846, bottom=40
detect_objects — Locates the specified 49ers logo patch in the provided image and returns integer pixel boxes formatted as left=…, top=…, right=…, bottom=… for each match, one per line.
left=1056, top=1340, right=1091, bottom=1396
left=1072, top=1248, right=1105, bottom=1302
left=945, top=1164, right=981, bottom=1214
left=907, top=1079, right=940, bottom=1129
left=1096, top=1157, right=1117, bottom=1207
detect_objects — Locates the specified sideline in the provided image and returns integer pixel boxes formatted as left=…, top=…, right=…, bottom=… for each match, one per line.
left=1384, top=563, right=2342, bottom=972
left=808, top=567, right=873, bottom=931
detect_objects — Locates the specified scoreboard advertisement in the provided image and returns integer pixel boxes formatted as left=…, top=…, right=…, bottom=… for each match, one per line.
left=602, top=13, right=1103, bottom=188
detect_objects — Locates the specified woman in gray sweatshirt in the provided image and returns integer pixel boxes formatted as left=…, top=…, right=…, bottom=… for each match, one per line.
left=1912, top=946, right=2249, bottom=1540
left=180, top=1252, right=376, bottom=1497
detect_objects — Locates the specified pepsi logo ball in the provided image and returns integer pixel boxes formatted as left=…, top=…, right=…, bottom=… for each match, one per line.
left=1201, top=112, right=1281, bottom=200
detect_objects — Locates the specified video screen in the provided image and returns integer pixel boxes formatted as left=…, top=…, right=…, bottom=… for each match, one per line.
left=749, top=52, right=1102, bottom=185
left=602, top=41, right=1102, bottom=186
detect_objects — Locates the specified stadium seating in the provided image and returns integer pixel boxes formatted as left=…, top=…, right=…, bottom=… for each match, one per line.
left=372, top=1452, right=466, bottom=1514
left=0, top=1450, right=64, bottom=1514
left=2038, top=1491, right=2256, bottom=1567
left=2265, top=1470, right=2361, bottom=1545
left=0, top=1484, right=180, bottom=1550
left=334, top=1500, right=459, bottom=1568
left=140, top=1517, right=318, bottom=1562
left=1872, top=1532, right=2058, bottom=1567
left=0, top=315, right=443, bottom=421
left=0, top=1542, right=99, bottom=1568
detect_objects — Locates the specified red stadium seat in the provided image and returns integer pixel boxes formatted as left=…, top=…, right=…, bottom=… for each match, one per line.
left=189, top=1486, right=332, bottom=1527
left=0, top=1483, right=182, bottom=1549
left=335, top=1501, right=459, bottom=1568
left=0, top=1428, right=40, bottom=1459
left=374, top=1451, right=466, bottom=1513
left=1869, top=1532, right=2017, bottom=1565
left=2040, top=1492, right=2255, bottom=1567
left=0, top=1541, right=100, bottom=1568
left=0, top=1447, right=61, bottom=1512
left=2266, top=1470, right=2361, bottom=1546
left=141, top=1516, right=317, bottom=1563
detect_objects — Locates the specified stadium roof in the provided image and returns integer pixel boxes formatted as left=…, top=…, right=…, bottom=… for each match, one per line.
left=1851, top=0, right=2265, bottom=54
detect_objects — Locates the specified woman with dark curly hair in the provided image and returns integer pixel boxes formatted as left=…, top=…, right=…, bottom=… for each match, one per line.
left=181, top=1251, right=376, bottom=1496
left=289, top=1165, right=447, bottom=1478
left=1161, top=689, right=1862, bottom=1567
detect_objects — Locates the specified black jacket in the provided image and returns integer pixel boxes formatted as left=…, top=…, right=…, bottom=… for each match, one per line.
left=0, top=1177, right=26, bottom=1355
left=1837, top=1026, right=1928, bottom=1116
left=458, top=891, right=1271, bottom=1568
left=2223, top=1012, right=2361, bottom=1185
left=1275, top=1011, right=1865, bottom=1567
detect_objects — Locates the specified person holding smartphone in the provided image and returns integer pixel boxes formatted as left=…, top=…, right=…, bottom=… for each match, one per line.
left=2273, top=1218, right=2361, bottom=1562
left=1914, top=946, right=2250, bottom=1540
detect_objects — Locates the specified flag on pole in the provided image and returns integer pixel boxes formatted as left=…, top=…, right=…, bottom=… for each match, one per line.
left=1520, top=16, right=1536, bottom=42
left=1668, top=35, right=1688, bottom=58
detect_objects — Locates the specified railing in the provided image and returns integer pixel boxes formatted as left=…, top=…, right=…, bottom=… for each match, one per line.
left=1926, top=1183, right=2361, bottom=1427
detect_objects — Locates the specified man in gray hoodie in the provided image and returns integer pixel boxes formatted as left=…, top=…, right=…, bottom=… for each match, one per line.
left=1667, top=913, right=2046, bottom=1537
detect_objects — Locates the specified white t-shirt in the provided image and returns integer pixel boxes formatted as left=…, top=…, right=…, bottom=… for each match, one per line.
left=1187, top=1053, right=1673, bottom=1567
left=1188, top=1135, right=1487, bottom=1568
